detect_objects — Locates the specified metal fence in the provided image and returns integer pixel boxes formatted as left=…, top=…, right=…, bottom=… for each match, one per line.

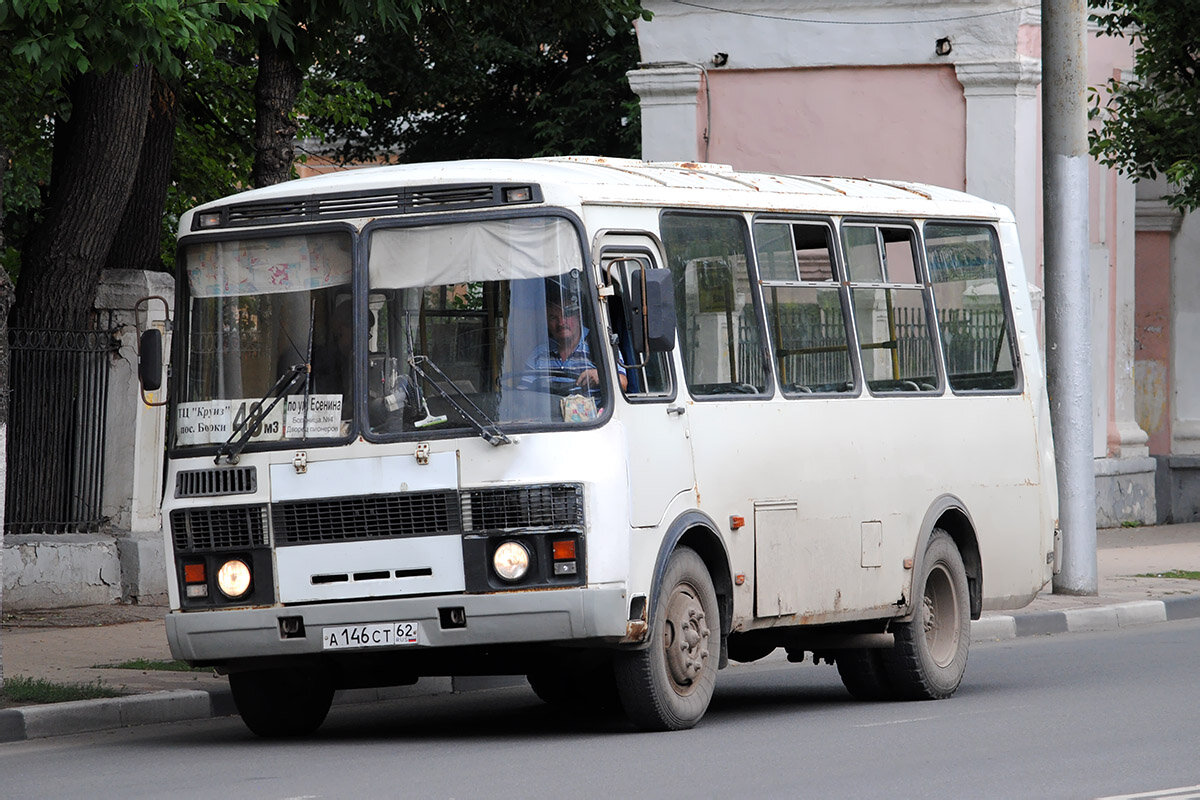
left=740, top=306, right=1007, bottom=387
left=4, top=325, right=119, bottom=534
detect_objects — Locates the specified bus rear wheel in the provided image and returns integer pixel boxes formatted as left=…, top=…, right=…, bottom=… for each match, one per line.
left=229, top=667, right=334, bottom=738
left=884, top=529, right=971, bottom=700
left=614, top=546, right=719, bottom=731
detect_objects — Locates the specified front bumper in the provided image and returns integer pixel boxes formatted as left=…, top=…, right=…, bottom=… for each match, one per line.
left=166, top=584, right=629, bottom=664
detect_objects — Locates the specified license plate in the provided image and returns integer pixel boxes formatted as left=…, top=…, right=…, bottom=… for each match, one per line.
left=321, top=621, right=421, bottom=650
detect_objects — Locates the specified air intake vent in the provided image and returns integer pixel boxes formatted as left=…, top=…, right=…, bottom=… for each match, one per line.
left=463, top=484, right=584, bottom=531
left=272, top=490, right=462, bottom=546
left=196, top=183, right=540, bottom=229
left=175, top=466, right=257, bottom=498
left=171, top=506, right=267, bottom=552
left=410, top=185, right=495, bottom=207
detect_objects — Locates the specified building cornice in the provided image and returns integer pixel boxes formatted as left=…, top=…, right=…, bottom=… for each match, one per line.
left=1135, top=198, right=1184, bottom=234
left=954, top=57, right=1042, bottom=98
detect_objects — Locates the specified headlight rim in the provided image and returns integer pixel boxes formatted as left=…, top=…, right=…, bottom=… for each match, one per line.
left=216, top=558, right=253, bottom=599
left=492, top=540, right=532, bottom=583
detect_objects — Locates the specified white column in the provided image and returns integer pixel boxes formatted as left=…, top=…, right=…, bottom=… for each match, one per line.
left=626, top=65, right=704, bottom=162
left=1109, top=172, right=1149, bottom=458
left=1172, top=209, right=1200, bottom=456
left=955, top=59, right=1043, bottom=285
left=94, top=269, right=174, bottom=602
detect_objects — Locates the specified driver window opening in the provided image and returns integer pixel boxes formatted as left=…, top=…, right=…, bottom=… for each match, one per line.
left=603, top=254, right=673, bottom=398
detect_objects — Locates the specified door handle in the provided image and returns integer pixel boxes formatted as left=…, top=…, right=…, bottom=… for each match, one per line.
left=666, top=405, right=686, bottom=416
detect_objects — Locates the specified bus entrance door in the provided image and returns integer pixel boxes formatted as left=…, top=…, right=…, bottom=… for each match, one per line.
left=600, top=242, right=696, bottom=528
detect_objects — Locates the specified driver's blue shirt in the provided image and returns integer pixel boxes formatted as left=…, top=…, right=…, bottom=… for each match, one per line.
left=524, top=326, right=623, bottom=396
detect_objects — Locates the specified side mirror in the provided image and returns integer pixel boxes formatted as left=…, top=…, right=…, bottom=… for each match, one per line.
left=628, top=267, right=676, bottom=354
left=139, top=329, right=163, bottom=391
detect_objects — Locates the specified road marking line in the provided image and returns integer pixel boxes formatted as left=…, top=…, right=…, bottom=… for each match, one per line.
left=1096, top=785, right=1200, bottom=800
left=854, top=716, right=937, bottom=728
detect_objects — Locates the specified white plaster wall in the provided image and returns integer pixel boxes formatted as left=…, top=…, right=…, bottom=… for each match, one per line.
left=638, top=0, right=1035, bottom=70
left=2, top=534, right=123, bottom=609
left=1172, top=212, right=1200, bottom=455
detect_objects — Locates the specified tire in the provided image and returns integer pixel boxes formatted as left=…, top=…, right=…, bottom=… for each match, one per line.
left=229, top=667, right=335, bottom=738
left=883, top=529, right=971, bottom=700
left=527, top=651, right=621, bottom=713
left=835, top=648, right=896, bottom=701
left=614, top=546, right=720, bottom=731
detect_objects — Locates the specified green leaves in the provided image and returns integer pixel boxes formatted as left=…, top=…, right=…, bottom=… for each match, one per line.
left=308, top=0, right=646, bottom=165
left=1, top=0, right=277, bottom=82
left=1088, top=0, right=1200, bottom=211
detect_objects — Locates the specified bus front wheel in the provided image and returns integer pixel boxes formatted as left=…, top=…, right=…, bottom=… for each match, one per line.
left=614, top=546, right=719, bottom=731
left=229, top=667, right=334, bottom=738
left=884, top=529, right=971, bottom=700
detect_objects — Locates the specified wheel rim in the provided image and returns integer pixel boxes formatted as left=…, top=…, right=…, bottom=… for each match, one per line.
left=662, top=580, right=711, bottom=695
left=922, top=562, right=961, bottom=668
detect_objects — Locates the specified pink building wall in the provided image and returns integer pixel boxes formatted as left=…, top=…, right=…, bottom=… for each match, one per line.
left=703, top=66, right=966, bottom=190
left=1135, top=230, right=1172, bottom=455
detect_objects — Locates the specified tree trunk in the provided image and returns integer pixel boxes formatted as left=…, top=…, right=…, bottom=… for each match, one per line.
left=106, top=70, right=178, bottom=273
left=251, top=33, right=304, bottom=188
left=15, top=68, right=152, bottom=329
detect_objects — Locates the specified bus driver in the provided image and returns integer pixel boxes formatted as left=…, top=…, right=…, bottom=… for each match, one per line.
left=524, top=285, right=627, bottom=395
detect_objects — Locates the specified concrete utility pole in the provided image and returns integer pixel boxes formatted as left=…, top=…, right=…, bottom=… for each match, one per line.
left=1043, top=0, right=1098, bottom=594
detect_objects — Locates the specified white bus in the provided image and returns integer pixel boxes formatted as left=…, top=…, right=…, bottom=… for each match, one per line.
left=143, top=157, right=1058, bottom=736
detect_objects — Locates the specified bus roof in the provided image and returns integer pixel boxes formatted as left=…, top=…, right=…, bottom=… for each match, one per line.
left=182, top=156, right=1013, bottom=234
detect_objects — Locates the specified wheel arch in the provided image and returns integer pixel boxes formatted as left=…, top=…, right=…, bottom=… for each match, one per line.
left=914, top=495, right=983, bottom=620
left=648, top=509, right=734, bottom=667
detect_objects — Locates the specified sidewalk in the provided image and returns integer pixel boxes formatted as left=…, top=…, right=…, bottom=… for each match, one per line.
left=3, top=523, right=1199, bottom=741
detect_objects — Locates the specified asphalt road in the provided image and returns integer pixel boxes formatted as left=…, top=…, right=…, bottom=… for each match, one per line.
left=4, top=620, right=1200, bottom=800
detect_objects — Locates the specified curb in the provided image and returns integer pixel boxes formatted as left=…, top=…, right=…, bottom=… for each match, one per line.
left=0, top=674, right=517, bottom=744
left=4, top=599, right=1199, bottom=744
left=971, top=595, right=1200, bottom=642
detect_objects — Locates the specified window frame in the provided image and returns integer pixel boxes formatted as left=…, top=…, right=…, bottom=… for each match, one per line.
left=750, top=213, right=862, bottom=399
left=597, top=244, right=680, bottom=404
left=839, top=217, right=946, bottom=397
left=920, top=219, right=1024, bottom=396
left=659, top=209, right=776, bottom=402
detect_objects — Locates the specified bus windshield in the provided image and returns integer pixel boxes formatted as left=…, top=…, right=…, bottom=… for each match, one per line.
left=366, top=216, right=612, bottom=438
left=172, top=216, right=611, bottom=450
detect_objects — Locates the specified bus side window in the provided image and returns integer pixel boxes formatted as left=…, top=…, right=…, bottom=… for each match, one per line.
left=842, top=223, right=939, bottom=394
left=661, top=213, right=771, bottom=398
left=606, top=256, right=673, bottom=397
left=752, top=220, right=855, bottom=395
left=924, top=223, right=1020, bottom=392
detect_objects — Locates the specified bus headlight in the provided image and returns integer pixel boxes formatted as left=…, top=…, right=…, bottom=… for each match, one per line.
left=493, top=541, right=531, bottom=582
left=216, top=558, right=252, bottom=598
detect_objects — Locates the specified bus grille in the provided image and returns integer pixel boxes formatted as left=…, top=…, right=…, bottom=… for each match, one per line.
left=463, top=484, right=584, bottom=531
left=272, top=490, right=462, bottom=545
left=175, top=466, right=257, bottom=498
left=171, top=506, right=267, bottom=552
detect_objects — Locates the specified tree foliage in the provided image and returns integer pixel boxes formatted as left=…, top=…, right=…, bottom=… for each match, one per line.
left=1, top=0, right=650, bottom=312
left=309, top=0, right=649, bottom=165
left=1089, top=0, right=1200, bottom=211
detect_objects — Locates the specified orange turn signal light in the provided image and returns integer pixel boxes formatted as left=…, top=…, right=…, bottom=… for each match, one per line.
left=184, top=563, right=206, bottom=584
left=552, top=539, right=576, bottom=560
left=730, top=515, right=746, bottom=530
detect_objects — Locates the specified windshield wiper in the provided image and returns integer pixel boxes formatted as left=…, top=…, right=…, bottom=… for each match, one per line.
left=408, top=355, right=513, bottom=446
left=214, top=364, right=307, bottom=465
